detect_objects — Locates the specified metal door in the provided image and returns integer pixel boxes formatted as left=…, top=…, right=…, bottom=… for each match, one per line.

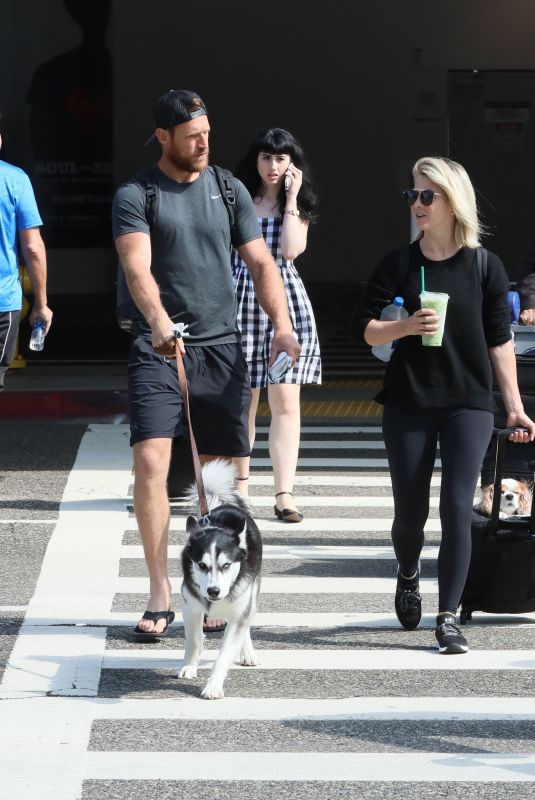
left=449, top=70, right=535, bottom=278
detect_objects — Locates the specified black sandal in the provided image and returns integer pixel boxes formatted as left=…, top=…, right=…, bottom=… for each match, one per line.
left=274, top=491, right=304, bottom=523
left=203, top=614, right=226, bottom=633
left=133, top=610, right=175, bottom=641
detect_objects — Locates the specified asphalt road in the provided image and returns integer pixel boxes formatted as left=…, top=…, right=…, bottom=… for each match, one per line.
left=1, top=420, right=535, bottom=799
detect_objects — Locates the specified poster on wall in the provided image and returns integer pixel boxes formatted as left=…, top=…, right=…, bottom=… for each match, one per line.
left=26, top=0, right=113, bottom=247
left=484, top=101, right=530, bottom=153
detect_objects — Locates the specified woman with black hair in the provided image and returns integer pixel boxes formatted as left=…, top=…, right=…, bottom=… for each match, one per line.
left=232, top=128, right=321, bottom=521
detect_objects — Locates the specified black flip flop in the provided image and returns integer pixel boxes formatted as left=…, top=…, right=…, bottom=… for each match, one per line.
left=203, top=614, right=226, bottom=633
left=133, top=610, right=175, bottom=641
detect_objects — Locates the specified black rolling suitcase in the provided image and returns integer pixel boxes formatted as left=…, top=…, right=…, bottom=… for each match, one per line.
left=460, top=427, right=535, bottom=624
left=511, top=320, right=535, bottom=395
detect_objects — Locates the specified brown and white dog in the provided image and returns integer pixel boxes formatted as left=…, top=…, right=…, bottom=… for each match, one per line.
left=474, top=478, right=532, bottom=518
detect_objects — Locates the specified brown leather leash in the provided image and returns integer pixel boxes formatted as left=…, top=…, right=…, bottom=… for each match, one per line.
left=174, top=337, right=209, bottom=518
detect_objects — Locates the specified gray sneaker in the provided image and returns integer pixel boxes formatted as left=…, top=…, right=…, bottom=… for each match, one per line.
left=435, top=614, right=468, bottom=654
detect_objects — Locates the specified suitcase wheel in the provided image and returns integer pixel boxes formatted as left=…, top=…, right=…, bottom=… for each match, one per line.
left=459, top=609, right=472, bottom=625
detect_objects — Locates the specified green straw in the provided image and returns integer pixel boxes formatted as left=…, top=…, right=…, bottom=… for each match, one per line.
left=420, top=265, right=425, bottom=293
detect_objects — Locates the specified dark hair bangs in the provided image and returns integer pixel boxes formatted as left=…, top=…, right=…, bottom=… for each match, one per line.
left=255, top=128, right=296, bottom=158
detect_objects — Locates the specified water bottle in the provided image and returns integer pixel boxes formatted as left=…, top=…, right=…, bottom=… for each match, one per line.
left=508, top=290, right=520, bottom=324
left=371, top=297, right=408, bottom=362
left=29, top=321, right=45, bottom=352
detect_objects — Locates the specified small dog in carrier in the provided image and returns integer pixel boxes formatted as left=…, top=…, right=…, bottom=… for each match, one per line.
left=178, top=459, right=262, bottom=699
left=474, top=477, right=532, bottom=519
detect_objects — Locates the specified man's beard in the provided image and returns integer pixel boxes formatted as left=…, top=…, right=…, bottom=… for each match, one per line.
left=168, top=149, right=209, bottom=174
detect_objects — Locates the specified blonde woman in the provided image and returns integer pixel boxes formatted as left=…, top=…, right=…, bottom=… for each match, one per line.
left=355, top=156, right=535, bottom=654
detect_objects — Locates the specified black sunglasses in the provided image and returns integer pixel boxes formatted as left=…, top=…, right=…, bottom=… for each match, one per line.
left=403, top=188, right=442, bottom=206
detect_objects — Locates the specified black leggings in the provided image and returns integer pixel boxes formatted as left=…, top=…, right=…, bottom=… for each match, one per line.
left=382, top=403, right=493, bottom=613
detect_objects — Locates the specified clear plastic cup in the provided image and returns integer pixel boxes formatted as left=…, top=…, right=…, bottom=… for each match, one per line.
left=420, top=291, right=449, bottom=347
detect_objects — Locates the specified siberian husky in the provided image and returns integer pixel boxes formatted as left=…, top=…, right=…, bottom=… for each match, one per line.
left=178, top=459, right=262, bottom=699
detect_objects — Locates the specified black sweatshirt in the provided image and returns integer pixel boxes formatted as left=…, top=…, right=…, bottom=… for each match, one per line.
left=355, top=242, right=511, bottom=411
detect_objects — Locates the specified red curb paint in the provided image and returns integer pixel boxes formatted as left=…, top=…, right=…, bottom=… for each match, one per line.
left=0, top=391, right=128, bottom=420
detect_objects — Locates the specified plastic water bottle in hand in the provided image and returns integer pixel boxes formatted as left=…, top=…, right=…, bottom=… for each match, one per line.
left=29, top=321, right=45, bottom=351
left=371, top=297, right=408, bottom=362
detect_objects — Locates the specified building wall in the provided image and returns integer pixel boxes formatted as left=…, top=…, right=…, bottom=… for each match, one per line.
left=2, top=0, right=535, bottom=295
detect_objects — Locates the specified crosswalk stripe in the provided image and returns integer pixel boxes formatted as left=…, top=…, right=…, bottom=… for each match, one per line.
left=101, top=649, right=535, bottom=671
left=3, top=419, right=532, bottom=798
left=83, top=751, right=535, bottom=782
left=161, top=518, right=443, bottom=532
left=256, top=426, right=383, bottom=434
left=90, top=695, right=535, bottom=720
left=255, top=440, right=391, bottom=449
left=65, top=610, right=535, bottom=628
left=248, top=475, right=442, bottom=486
left=169, top=495, right=440, bottom=508
left=116, top=576, right=440, bottom=593
left=250, top=458, right=442, bottom=468
left=119, top=544, right=441, bottom=560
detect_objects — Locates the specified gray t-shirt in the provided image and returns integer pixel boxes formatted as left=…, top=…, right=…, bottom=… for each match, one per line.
left=112, top=165, right=261, bottom=345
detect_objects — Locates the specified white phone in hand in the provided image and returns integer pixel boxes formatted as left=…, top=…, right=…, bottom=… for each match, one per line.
left=268, top=351, right=294, bottom=384
left=284, top=163, right=293, bottom=193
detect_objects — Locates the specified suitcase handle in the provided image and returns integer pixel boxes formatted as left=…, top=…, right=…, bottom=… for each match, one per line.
left=488, top=427, right=533, bottom=535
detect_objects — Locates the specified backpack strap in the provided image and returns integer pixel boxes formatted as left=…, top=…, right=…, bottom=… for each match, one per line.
left=116, top=167, right=160, bottom=333
left=143, top=182, right=158, bottom=228
left=212, top=165, right=237, bottom=241
left=134, top=166, right=160, bottom=229
left=476, top=246, right=488, bottom=286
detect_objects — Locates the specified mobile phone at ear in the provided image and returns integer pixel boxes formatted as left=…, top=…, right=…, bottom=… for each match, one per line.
left=284, top=163, right=293, bottom=193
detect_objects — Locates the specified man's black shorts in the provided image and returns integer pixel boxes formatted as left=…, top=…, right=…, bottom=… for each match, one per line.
left=128, top=337, right=252, bottom=455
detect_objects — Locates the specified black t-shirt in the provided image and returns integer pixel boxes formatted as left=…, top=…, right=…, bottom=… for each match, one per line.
left=112, top=165, right=261, bottom=345
left=355, top=242, right=511, bottom=411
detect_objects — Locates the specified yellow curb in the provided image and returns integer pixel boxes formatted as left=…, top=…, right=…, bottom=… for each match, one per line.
left=257, top=400, right=383, bottom=418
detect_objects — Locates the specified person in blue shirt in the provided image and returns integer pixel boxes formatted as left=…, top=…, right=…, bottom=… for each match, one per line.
left=0, top=113, right=52, bottom=388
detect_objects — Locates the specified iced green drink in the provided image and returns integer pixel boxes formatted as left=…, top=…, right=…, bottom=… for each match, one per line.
left=420, top=291, right=449, bottom=346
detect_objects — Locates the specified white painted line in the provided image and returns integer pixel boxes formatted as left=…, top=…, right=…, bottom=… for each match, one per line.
left=255, top=440, right=393, bottom=450
left=256, top=427, right=383, bottom=434
left=1, top=424, right=133, bottom=797
left=92, top=695, right=535, bottom=721
left=252, top=496, right=438, bottom=508
left=164, top=517, right=442, bottom=532
left=116, top=576, right=439, bottom=594
left=102, top=648, right=535, bottom=671
left=1, top=627, right=107, bottom=699
left=169, top=495, right=417, bottom=509
left=0, top=519, right=59, bottom=525
left=251, top=458, right=441, bottom=469
left=2, top=698, right=95, bottom=800
left=248, top=475, right=442, bottom=486
left=26, top=610, right=535, bottom=629
left=119, top=544, right=440, bottom=561
left=84, top=751, right=535, bottom=781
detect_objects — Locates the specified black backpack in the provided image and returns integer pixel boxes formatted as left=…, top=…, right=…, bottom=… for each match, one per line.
left=116, top=165, right=237, bottom=332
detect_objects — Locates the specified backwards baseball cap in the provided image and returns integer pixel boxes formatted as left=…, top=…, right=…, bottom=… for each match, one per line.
left=145, top=89, right=207, bottom=145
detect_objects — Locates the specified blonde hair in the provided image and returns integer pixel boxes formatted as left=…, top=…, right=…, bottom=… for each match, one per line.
left=412, top=156, right=483, bottom=248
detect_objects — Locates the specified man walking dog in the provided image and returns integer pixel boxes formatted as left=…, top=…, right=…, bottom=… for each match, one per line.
left=112, top=89, right=299, bottom=638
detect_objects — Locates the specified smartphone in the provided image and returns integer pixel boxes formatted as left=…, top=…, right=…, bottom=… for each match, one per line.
left=268, top=351, right=294, bottom=384
left=284, top=163, right=293, bottom=193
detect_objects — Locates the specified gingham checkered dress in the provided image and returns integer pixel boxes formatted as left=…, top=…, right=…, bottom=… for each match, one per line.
left=232, top=216, right=322, bottom=388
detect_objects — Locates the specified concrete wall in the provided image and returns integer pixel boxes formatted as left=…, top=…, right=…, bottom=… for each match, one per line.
left=2, top=0, right=535, bottom=294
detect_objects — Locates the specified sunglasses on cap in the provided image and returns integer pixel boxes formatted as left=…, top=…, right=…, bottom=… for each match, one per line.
left=403, top=189, right=442, bottom=206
